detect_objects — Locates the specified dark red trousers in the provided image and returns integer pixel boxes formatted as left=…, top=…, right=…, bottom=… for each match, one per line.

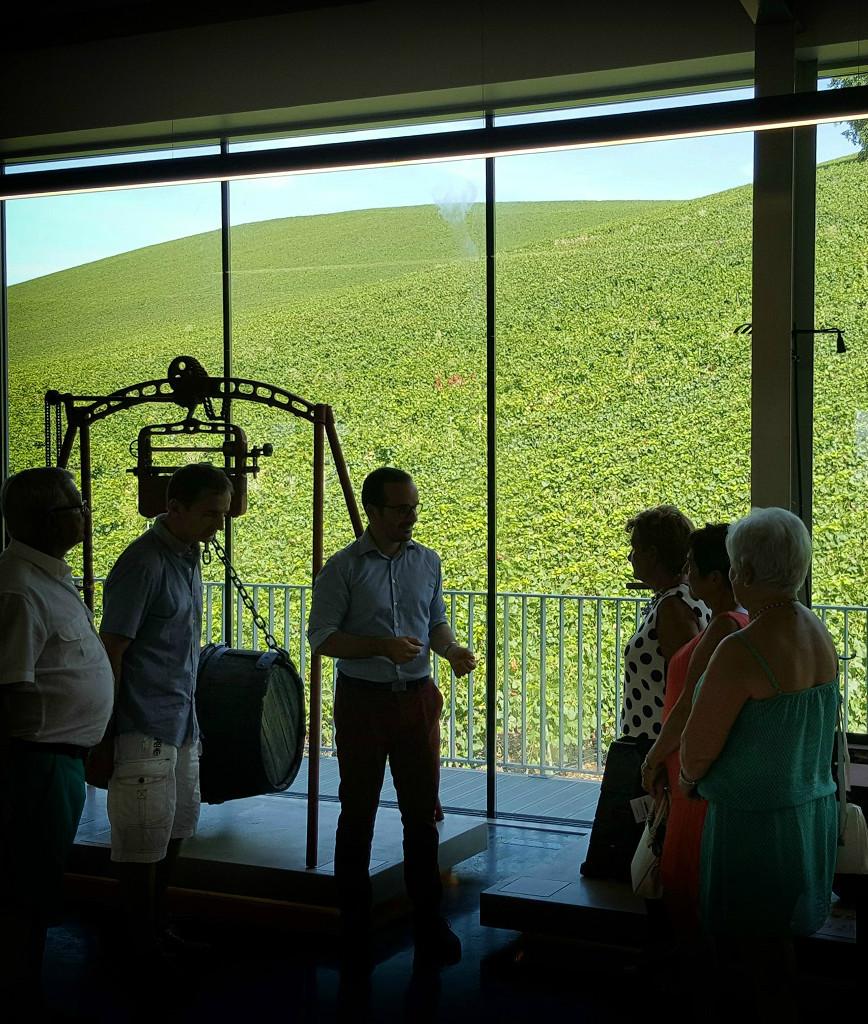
left=333, top=675, right=443, bottom=930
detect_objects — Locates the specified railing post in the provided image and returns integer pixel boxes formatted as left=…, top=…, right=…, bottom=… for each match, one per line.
left=558, top=597, right=565, bottom=771
left=449, top=591, right=457, bottom=762
left=577, top=598, right=584, bottom=772
left=843, top=609, right=850, bottom=731
left=306, top=404, right=326, bottom=869
left=595, top=600, right=603, bottom=771
left=520, top=596, right=528, bottom=769
left=502, top=596, right=510, bottom=771
left=467, top=592, right=475, bottom=765
left=539, top=598, right=547, bottom=775
left=614, top=600, right=623, bottom=733
left=205, top=584, right=213, bottom=642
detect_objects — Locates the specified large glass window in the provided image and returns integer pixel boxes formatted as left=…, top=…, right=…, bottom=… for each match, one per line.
left=227, top=157, right=487, bottom=810
left=813, top=74, right=868, bottom=732
left=6, top=177, right=223, bottom=595
left=494, top=119, right=754, bottom=818
left=12, top=85, right=845, bottom=823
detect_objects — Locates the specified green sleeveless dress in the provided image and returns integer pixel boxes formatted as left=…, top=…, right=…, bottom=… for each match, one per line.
left=695, top=634, right=839, bottom=937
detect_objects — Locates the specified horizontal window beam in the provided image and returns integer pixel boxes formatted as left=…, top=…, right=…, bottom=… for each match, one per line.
left=2, top=84, right=867, bottom=200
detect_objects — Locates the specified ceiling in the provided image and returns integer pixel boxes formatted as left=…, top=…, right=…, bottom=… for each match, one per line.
left=2, top=0, right=370, bottom=51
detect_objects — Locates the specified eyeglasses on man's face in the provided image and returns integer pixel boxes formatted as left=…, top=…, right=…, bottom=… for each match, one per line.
left=380, top=502, right=422, bottom=517
left=50, top=499, right=90, bottom=516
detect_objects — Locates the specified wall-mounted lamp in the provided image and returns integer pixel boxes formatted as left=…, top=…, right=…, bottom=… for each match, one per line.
left=793, top=326, right=848, bottom=354
left=735, top=324, right=848, bottom=355
left=2, top=83, right=868, bottom=201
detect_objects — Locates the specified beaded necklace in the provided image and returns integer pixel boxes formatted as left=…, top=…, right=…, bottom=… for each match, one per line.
left=749, top=598, right=797, bottom=623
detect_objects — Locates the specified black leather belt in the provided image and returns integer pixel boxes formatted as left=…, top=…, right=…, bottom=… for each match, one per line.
left=6, top=738, right=89, bottom=761
left=337, top=671, right=431, bottom=693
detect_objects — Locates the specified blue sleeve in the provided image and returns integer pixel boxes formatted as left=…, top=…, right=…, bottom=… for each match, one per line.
left=428, top=555, right=448, bottom=634
left=307, top=553, right=351, bottom=656
left=100, top=550, right=159, bottom=639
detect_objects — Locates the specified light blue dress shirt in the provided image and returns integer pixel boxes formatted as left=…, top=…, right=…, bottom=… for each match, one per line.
left=101, top=516, right=202, bottom=747
left=307, top=530, right=449, bottom=686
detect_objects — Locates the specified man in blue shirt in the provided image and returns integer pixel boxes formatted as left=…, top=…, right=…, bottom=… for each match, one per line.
left=100, top=463, right=232, bottom=958
left=308, top=467, right=476, bottom=967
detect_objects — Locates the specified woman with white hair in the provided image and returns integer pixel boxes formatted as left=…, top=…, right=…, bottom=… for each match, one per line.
left=680, top=507, right=839, bottom=1002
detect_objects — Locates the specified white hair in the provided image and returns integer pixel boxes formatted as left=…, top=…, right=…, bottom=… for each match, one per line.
left=726, top=507, right=811, bottom=595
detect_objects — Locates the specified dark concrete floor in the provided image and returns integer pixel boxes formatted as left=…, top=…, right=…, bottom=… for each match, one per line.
left=39, top=823, right=862, bottom=1023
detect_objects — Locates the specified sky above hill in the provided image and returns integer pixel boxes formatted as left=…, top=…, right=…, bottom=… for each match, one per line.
left=5, top=83, right=860, bottom=285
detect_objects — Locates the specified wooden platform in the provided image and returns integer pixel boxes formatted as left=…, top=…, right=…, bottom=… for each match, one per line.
left=70, top=786, right=488, bottom=930
left=480, top=830, right=858, bottom=951
left=288, top=756, right=603, bottom=822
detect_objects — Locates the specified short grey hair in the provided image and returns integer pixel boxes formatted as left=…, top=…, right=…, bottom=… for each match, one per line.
left=726, top=507, right=811, bottom=594
left=1, top=467, right=76, bottom=539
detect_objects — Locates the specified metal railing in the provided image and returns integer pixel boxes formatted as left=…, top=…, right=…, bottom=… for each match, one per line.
left=190, top=581, right=868, bottom=778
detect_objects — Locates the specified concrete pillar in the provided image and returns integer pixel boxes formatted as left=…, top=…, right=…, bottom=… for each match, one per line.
left=751, top=17, right=796, bottom=510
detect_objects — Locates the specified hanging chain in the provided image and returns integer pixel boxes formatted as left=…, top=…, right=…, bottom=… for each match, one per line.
left=43, top=401, right=63, bottom=467
left=207, top=534, right=290, bottom=662
left=44, top=401, right=52, bottom=466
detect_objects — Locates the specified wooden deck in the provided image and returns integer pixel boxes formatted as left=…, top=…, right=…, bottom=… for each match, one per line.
left=480, top=829, right=860, bottom=951
left=71, top=787, right=488, bottom=930
left=285, top=756, right=603, bottom=823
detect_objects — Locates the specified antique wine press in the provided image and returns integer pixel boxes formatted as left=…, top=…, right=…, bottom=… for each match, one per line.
left=44, top=356, right=363, bottom=867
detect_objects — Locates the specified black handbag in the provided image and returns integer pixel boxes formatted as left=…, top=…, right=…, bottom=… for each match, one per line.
left=580, top=735, right=652, bottom=882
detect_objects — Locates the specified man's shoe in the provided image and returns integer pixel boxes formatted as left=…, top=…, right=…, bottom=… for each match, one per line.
left=413, top=917, right=462, bottom=967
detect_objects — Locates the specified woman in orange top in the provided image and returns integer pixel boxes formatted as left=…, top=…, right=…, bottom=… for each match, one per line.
left=640, top=523, right=748, bottom=931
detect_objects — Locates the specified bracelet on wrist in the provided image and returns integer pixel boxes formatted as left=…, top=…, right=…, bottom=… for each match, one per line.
left=679, top=767, right=699, bottom=787
left=443, top=641, right=457, bottom=658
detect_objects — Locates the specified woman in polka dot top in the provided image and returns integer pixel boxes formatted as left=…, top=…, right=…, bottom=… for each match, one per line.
left=620, top=506, right=710, bottom=746
left=579, top=506, right=709, bottom=883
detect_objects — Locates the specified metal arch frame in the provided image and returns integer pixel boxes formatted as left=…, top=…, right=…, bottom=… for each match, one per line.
left=46, top=367, right=364, bottom=869
left=54, top=373, right=317, bottom=435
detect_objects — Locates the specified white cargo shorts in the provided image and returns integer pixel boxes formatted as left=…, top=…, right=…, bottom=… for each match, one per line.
left=107, top=732, right=201, bottom=863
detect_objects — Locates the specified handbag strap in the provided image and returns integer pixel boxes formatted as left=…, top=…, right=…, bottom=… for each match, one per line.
left=836, top=695, right=850, bottom=842
left=648, top=790, right=670, bottom=838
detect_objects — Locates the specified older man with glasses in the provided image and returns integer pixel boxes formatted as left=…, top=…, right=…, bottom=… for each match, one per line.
left=0, top=467, right=115, bottom=1013
left=308, top=466, right=476, bottom=971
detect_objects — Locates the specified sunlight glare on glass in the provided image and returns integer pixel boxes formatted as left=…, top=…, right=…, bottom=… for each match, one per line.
left=228, top=118, right=485, bottom=153
left=6, top=144, right=221, bottom=175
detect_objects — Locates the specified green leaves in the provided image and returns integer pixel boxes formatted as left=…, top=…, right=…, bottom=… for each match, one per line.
left=7, top=162, right=868, bottom=753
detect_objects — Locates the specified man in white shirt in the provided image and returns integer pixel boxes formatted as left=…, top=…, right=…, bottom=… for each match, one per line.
left=0, top=467, right=115, bottom=1013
